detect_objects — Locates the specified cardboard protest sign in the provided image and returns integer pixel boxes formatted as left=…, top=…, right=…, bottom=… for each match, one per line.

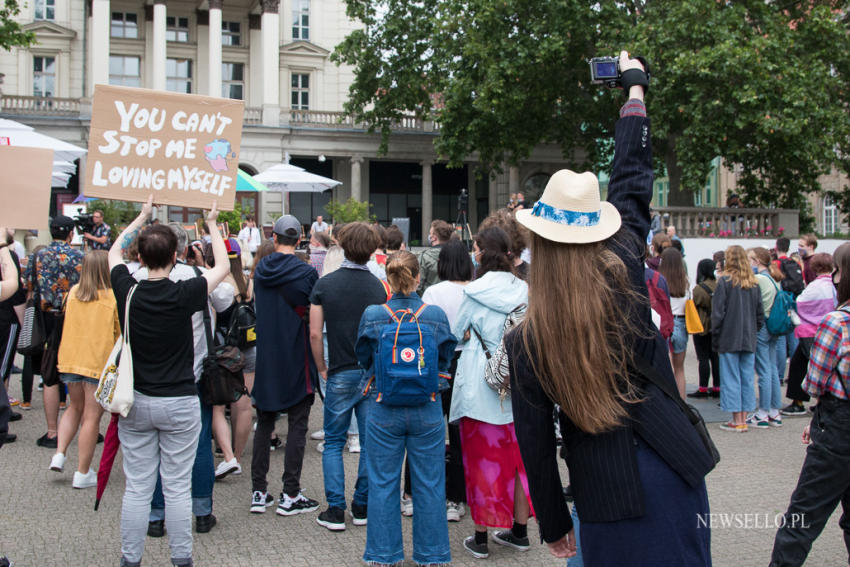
left=0, top=146, right=53, bottom=229
left=85, top=85, right=244, bottom=211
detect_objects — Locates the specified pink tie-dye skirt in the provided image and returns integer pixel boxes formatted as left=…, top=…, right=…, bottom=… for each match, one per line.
left=459, top=417, right=535, bottom=528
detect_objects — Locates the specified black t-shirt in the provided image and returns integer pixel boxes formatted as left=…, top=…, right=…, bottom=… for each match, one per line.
left=111, top=264, right=207, bottom=397
left=0, top=252, right=25, bottom=325
left=309, top=268, right=388, bottom=374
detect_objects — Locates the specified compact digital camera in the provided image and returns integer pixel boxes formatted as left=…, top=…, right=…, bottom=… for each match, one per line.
left=589, top=56, right=650, bottom=89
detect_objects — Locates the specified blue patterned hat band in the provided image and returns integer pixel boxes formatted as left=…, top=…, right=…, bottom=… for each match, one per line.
left=531, top=200, right=601, bottom=227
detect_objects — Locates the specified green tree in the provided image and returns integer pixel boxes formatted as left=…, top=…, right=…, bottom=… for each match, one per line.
left=217, top=201, right=250, bottom=235
left=325, top=197, right=374, bottom=223
left=334, top=0, right=850, bottom=219
left=0, top=1, right=35, bottom=51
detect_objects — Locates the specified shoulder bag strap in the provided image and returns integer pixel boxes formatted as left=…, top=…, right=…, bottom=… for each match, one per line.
left=471, top=326, right=492, bottom=360
left=698, top=282, right=713, bottom=297
left=191, top=266, right=215, bottom=353
left=123, top=285, right=137, bottom=346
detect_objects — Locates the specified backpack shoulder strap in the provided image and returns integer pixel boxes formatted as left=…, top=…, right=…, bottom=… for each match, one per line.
left=382, top=303, right=401, bottom=323
left=380, top=279, right=392, bottom=302
left=698, top=282, right=713, bottom=297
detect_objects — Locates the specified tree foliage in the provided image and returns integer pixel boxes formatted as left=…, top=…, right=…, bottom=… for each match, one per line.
left=334, top=0, right=850, bottom=217
left=0, top=1, right=35, bottom=51
left=325, top=197, right=375, bottom=223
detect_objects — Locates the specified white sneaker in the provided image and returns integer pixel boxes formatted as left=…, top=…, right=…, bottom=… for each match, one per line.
left=310, top=430, right=325, bottom=441
left=447, top=501, right=465, bottom=522
left=347, top=434, right=361, bottom=453
left=49, top=452, right=65, bottom=473
left=215, top=458, right=240, bottom=480
left=401, top=496, right=413, bottom=517
left=316, top=441, right=325, bottom=453
left=72, top=469, right=97, bottom=489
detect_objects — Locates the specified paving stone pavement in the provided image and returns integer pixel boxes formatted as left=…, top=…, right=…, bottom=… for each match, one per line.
left=1, top=355, right=848, bottom=566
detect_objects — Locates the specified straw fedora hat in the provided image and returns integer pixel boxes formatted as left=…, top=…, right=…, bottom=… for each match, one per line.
left=515, top=169, right=621, bottom=244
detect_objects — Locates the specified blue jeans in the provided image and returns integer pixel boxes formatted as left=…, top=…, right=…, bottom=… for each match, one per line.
left=365, top=401, right=449, bottom=566
left=151, top=390, right=213, bottom=520
left=755, top=326, right=781, bottom=414
left=323, top=369, right=370, bottom=510
left=671, top=316, right=688, bottom=354
left=775, top=330, right=799, bottom=383
left=319, top=334, right=357, bottom=435
left=567, top=503, right=583, bottom=567
left=719, top=351, right=756, bottom=413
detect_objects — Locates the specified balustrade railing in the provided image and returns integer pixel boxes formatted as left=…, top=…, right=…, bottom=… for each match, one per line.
left=0, top=95, right=80, bottom=116
left=243, top=107, right=262, bottom=125
left=657, top=207, right=800, bottom=239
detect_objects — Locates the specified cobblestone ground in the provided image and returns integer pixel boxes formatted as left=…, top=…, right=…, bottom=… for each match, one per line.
left=1, top=355, right=847, bottom=566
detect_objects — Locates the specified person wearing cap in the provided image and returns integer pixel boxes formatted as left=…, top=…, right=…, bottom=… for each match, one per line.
left=24, top=215, right=83, bottom=449
left=507, top=52, right=713, bottom=565
left=249, top=214, right=321, bottom=517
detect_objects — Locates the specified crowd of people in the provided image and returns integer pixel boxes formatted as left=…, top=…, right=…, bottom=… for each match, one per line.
left=1, top=52, right=850, bottom=567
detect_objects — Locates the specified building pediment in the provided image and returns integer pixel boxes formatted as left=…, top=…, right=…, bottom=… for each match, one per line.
left=22, top=21, right=77, bottom=40
left=280, top=40, right=330, bottom=59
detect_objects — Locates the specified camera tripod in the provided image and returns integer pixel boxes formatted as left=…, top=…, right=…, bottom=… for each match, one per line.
left=455, top=208, right=472, bottom=249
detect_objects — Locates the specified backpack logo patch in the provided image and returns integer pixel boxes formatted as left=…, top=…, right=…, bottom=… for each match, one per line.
left=400, top=347, right=416, bottom=363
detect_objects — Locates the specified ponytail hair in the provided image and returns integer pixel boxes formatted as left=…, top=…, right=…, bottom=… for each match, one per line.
left=386, top=250, right=420, bottom=295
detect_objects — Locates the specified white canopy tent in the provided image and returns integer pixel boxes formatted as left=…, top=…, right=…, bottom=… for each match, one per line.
left=255, top=163, right=342, bottom=215
left=0, top=118, right=87, bottom=187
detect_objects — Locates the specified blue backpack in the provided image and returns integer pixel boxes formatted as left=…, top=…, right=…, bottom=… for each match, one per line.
left=373, top=303, right=439, bottom=406
left=765, top=276, right=796, bottom=335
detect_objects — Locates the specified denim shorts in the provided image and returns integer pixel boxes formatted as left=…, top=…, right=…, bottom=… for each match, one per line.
left=670, top=317, right=688, bottom=354
left=61, top=372, right=99, bottom=386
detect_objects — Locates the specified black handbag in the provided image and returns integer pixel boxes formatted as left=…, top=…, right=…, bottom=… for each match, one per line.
left=632, top=354, right=721, bottom=466
left=40, top=311, right=65, bottom=387
left=16, top=268, right=46, bottom=356
left=199, top=296, right=247, bottom=406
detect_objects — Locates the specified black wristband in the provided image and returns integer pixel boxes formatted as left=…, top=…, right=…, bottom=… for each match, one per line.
left=621, top=69, right=649, bottom=95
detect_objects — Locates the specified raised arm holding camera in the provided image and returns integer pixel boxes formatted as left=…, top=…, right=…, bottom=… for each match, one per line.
left=508, top=52, right=714, bottom=565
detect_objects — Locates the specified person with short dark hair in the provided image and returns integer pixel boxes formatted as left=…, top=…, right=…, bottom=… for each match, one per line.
left=237, top=214, right=262, bottom=254
left=83, top=209, right=111, bottom=250
left=385, top=226, right=405, bottom=253
left=250, top=214, right=321, bottom=517
left=417, top=220, right=454, bottom=295
left=108, top=195, right=230, bottom=567
left=309, top=221, right=387, bottom=531
left=479, top=210, right=530, bottom=280
left=311, top=215, right=330, bottom=237
left=24, top=215, right=83, bottom=449
left=798, top=234, right=819, bottom=284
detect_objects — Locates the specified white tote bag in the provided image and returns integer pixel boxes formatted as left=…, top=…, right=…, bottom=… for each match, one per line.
left=94, top=285, right=137, bottom=417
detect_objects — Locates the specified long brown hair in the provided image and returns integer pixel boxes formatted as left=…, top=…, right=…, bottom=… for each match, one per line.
left=658, top=247, right=688, bottom=298
left=748, top=247, right=783, bottom=282
left=76, top=250, right=111, bottom=302
left=519, top=233, right=642, bottom=434
left=229, top=257, right=248, bottom=297
left=386, top=251, right=419, bottom=295
left=724, top=245, right=757, bottom=289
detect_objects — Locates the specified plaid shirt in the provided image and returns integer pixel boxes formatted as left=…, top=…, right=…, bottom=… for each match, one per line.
left=804, top=306, right=850, bottom=400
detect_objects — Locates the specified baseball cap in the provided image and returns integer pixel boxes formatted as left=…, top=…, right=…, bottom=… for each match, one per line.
left=273, top=215, right=301, bottom=238
left=50, top=215, right=75, bottom=230
left=225, top=237, right=241, bottom=258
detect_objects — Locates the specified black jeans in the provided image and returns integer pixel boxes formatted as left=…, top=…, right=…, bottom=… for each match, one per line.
left=771, top=397, right=850, bottom=566
left=251, top=394, right=314, bottom=497
left=692, top=333, right=719, bottom=390
left=786, top=340, right=814, bottom=403
left=403, top=352, right=466, bottom=503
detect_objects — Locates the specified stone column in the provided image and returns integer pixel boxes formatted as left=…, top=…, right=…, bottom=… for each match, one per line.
left=421, top=159, right=433, bottom=237
left=261, top=0, right=280, bottom=126
left=509, top=165, right=520, bottom=201
left=207, top=0, right=223, bottom=98
left=350, top=156, right=363, bottom=201
left=89, top=0, right=110, bottom=96
left=151, top=0, right=167, bottom=91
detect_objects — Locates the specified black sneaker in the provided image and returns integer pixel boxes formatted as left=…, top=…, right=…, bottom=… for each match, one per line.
left=147, top=520, right=165, bottom=538
left=491, top=529, right=530, bottom=551
left=270, top=437, right=283, bottom=451
left=316, top=506, right=346, bottom=531
left=781, top=403, right=807, bottom=417
left=195, top=514, right=217, bottom=534
left=36, top=433, right=57, bottom=448
left=463, top=535, right=489, bottom=559
left=686, top=390, right=710, bottom=399
left=710, top=389, right=721, bottom=398
left=8, top=411, right=21, bottom=422
left=2, top=433, right=16, bottom=443
left=276, top=492, right=319, bottom=516
left=250, top=491, right=274, bottom=513
left=351, top=502, right=368, bottom=526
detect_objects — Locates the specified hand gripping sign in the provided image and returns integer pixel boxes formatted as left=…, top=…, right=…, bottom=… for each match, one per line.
left=85, top=85, right=244, bottom=211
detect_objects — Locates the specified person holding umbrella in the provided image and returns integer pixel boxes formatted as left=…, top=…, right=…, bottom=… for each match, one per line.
left=107, top=196, right=230, bottom=567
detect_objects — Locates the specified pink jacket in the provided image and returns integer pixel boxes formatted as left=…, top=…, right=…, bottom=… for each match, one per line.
left=795, top=274, right=837, bottom=339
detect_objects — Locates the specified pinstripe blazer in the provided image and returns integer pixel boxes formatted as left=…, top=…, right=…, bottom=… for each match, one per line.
left=508, top=114, right=715, bottom=543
